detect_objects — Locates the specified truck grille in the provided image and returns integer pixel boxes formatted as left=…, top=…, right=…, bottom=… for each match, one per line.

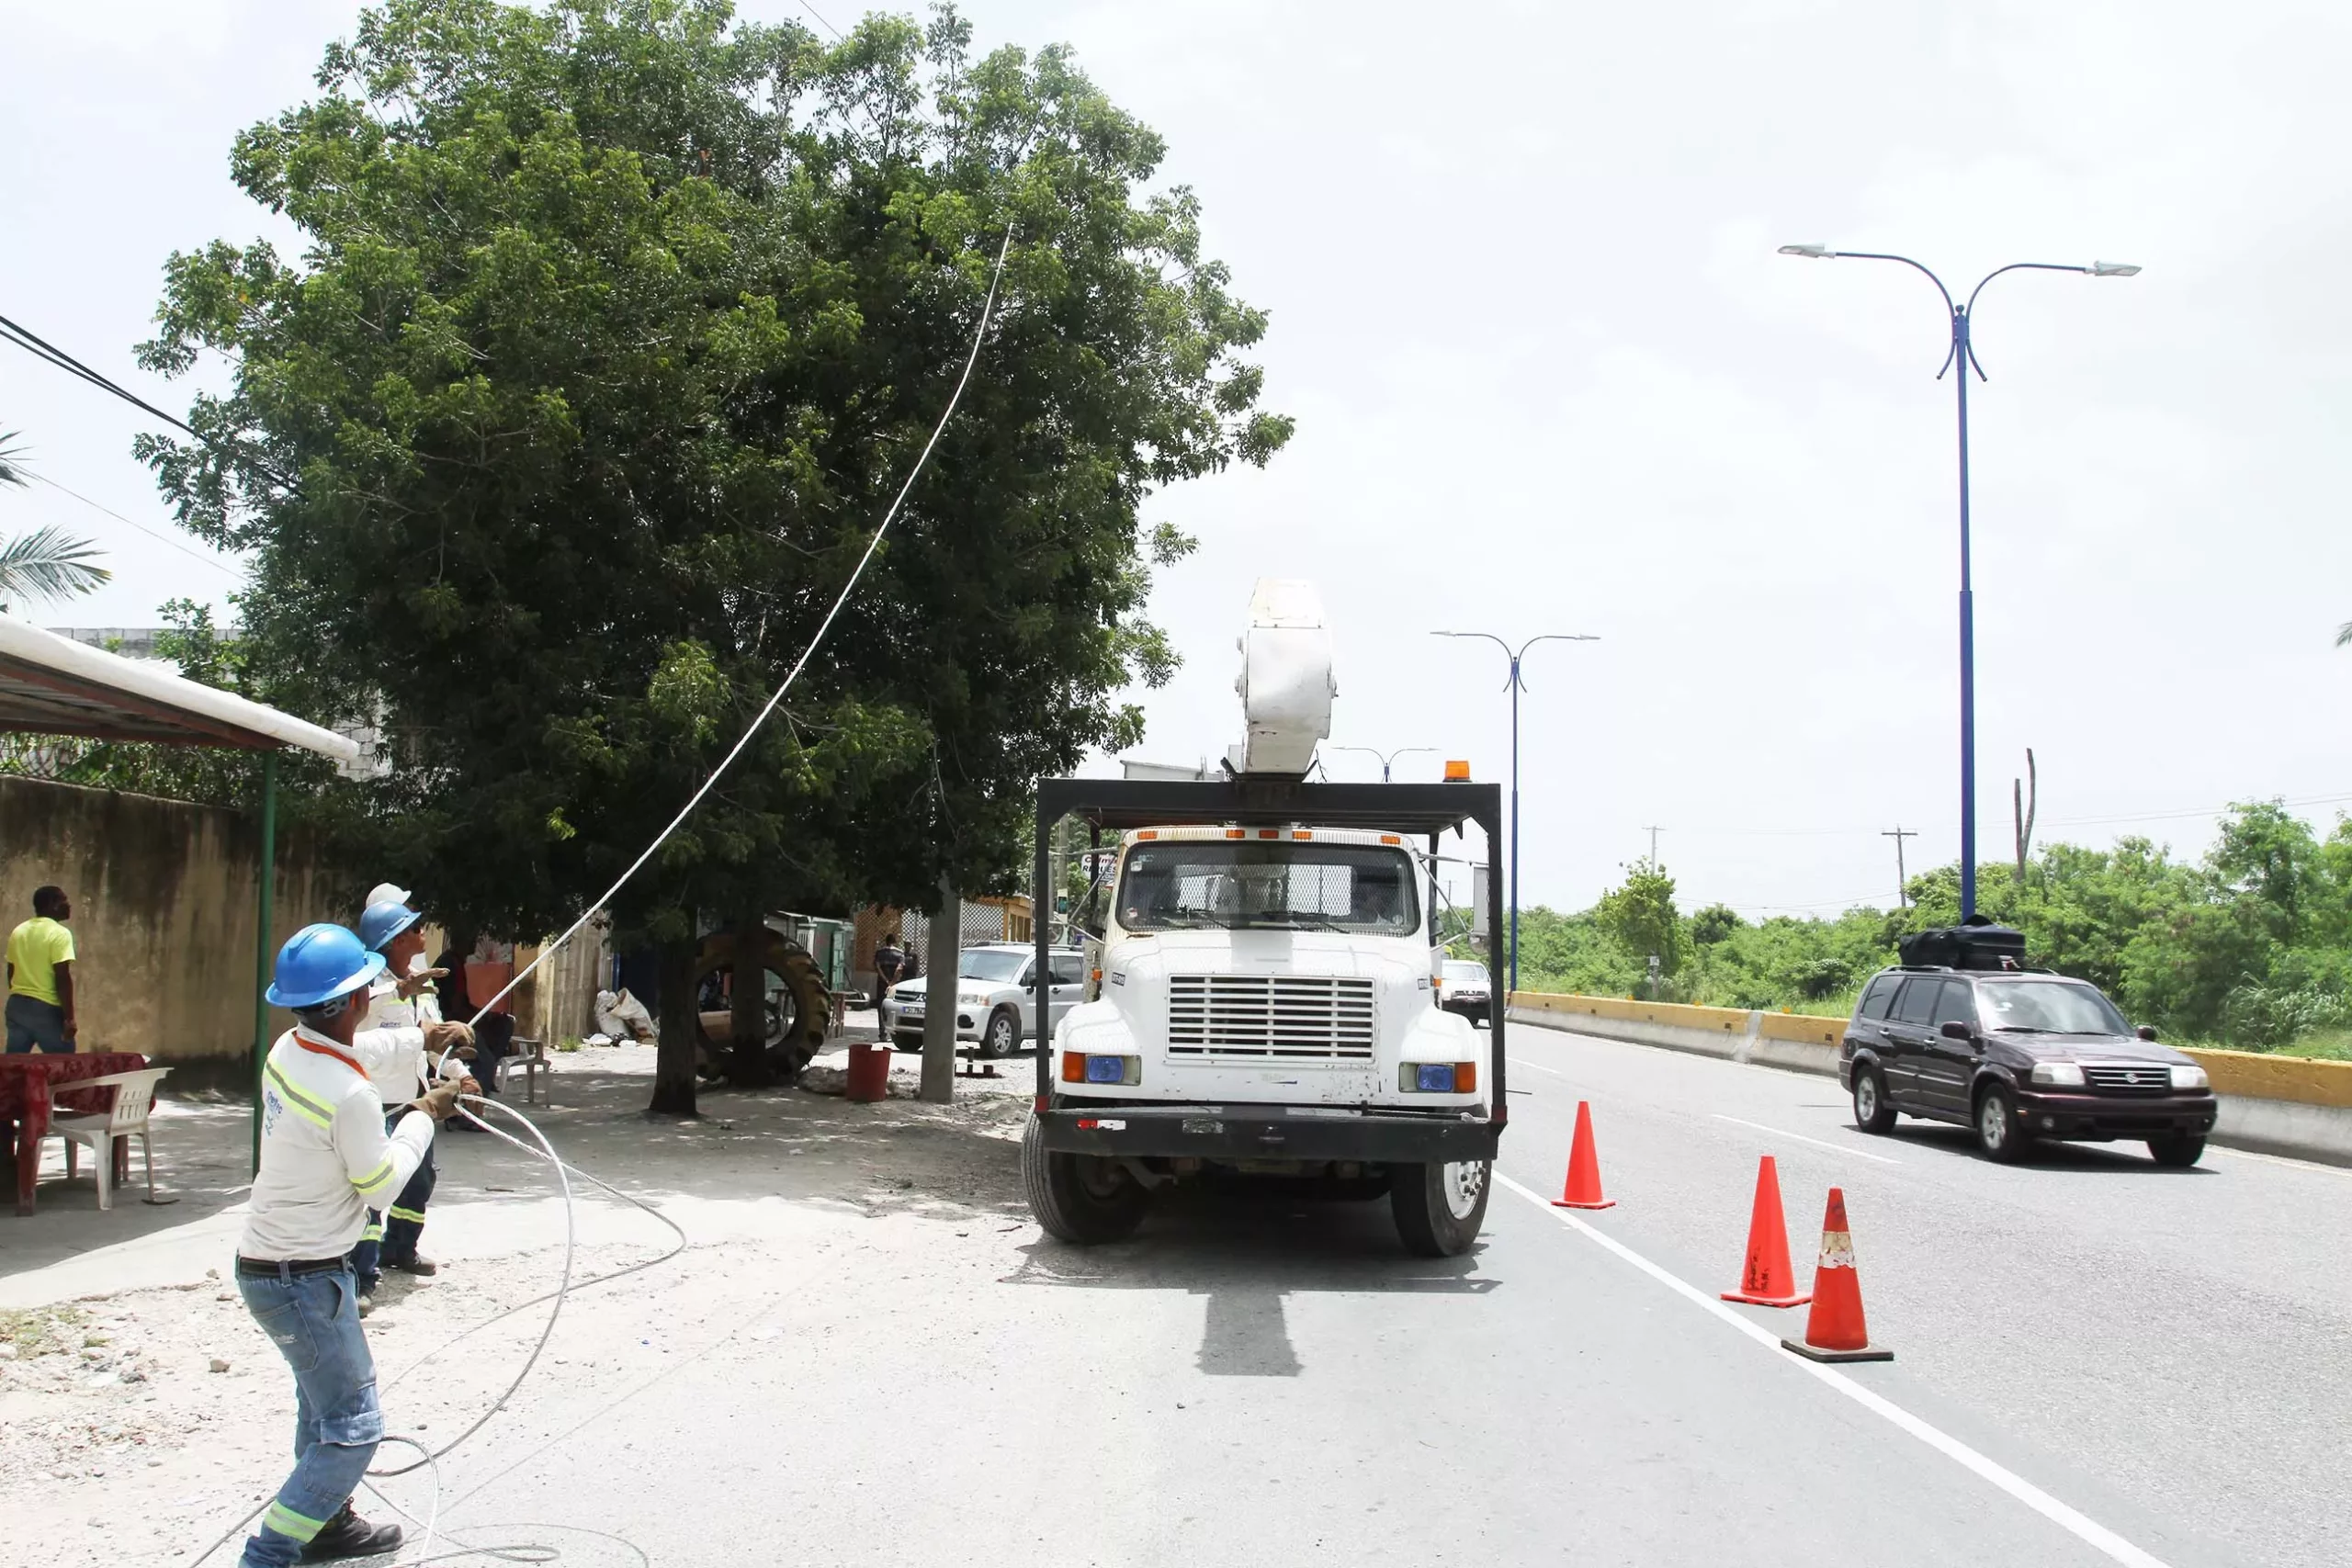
left=2084, top=1064, right=2172, bottom=1096
left=1166, top=975, right=1377, bottom=1061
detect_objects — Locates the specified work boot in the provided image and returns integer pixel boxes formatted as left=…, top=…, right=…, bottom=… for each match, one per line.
left=385, top=1256, right=438, bottom=1277
left=297, top=1503, right=401, bottom=1562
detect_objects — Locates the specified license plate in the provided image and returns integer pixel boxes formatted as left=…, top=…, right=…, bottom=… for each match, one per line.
left=1182, top=1118, right=1225, bottom=1135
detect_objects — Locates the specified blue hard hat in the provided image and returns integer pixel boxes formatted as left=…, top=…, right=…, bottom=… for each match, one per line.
left=266, top=923, right=387, bottom=1010
left=359, top=898, right=424, bottom=954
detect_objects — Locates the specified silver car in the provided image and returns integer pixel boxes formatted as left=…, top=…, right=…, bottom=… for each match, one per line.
left=888, top=944, right=1090, bottom=1057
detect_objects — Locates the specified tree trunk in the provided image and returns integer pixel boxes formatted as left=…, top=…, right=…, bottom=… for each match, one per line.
left=649, top=936, right=700, bottom=1117
left=920, top=874, right=958, bottom=1104
left=729, top=900, right=773, bottom=1089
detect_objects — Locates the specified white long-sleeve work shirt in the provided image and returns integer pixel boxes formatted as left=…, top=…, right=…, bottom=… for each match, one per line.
left=357, top=972, right=455, bottom=1107
left=240, top=1024, right=436, bottom=1262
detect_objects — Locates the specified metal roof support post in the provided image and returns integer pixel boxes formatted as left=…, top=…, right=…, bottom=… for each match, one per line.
left=1034, top=801, right=1053, bottom=1110
left=250, top=750, right=277, bottom=1174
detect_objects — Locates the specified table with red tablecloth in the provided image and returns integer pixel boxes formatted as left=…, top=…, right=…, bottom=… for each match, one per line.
left=0, top=1052, right=147, bottom=1214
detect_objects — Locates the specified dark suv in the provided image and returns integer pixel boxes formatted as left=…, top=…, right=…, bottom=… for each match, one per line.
left=1838, top=962, right=2216, bottom=1167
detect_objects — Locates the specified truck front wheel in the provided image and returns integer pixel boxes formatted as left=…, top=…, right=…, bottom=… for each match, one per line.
left=1023, top=1116, right=1149, bottom=1244
left=1390, top=1159, right=1490, bottom=1257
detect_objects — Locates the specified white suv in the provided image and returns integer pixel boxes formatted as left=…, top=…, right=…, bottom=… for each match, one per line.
left=888, top=943, right=1089, bottom=1056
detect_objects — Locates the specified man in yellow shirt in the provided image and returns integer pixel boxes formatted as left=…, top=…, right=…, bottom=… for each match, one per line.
left=6, top=885, right=78, bottom=1054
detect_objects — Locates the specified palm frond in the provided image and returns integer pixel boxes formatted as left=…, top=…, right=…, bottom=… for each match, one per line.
left=0, top=429, right=25, bottom=489
left=0, top=524, right=112, bottom=609
left=2338, top=621, right=2352, bottom=649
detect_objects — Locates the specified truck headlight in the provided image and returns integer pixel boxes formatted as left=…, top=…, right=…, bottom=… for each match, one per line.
left=1402, top=1062, right=1478, bottom=1093
left=1061, top=1051, right=1139, bottom=1086
left=2169, top=1064, right=2209, bottom=1091
left=2030, top=1062, right=2086, bottom=1087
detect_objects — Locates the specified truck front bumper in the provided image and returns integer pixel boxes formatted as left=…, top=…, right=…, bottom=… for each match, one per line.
left=1036, top=1100, right=1502, bottom=1163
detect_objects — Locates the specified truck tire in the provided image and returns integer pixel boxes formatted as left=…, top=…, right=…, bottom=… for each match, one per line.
left=1389, top=1158, right=1489, bottom=1257
left=1023, top=1115, right=1148, bottom=1244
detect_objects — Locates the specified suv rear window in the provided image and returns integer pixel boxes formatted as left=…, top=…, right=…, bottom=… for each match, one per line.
left=1857, top=975, right=1900, bottom=1020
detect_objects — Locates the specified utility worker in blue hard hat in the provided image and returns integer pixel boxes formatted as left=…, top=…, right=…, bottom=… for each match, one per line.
left=236, top=922, right=471, bottom=1568
left=347, top=897, right=472, bottom=1309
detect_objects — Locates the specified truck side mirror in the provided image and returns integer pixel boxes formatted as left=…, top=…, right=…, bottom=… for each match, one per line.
left=1939, top=1020, right=1973, bottom=1041
left=2136, top=1025, right=2157, bottom=1042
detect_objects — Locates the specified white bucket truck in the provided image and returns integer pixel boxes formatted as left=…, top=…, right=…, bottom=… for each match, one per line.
left=1021, top=581, right=1507, bottom=1256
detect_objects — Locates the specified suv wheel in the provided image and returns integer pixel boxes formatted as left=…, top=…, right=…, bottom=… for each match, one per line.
left=1974, top=1085, right=2030, bottom=1164
left=1851, top=1066, right=1896, bottom=1134
left=979, top=1007, right=1020, bottom=1058
left=2147, top=1133, right=2206, bottom=1168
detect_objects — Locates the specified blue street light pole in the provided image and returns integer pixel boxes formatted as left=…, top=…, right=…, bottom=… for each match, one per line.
left=1779, top=245, right=2140, bottom=920
left=1326, top=744, right=1440, bottom=784
left=1433, top=631, right=1599, bottom=992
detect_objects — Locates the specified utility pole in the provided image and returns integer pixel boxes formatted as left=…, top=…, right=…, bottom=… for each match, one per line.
left=1883, top=825, right=1917, bottom=909
left=1643, top=825, right=1664, bottom=867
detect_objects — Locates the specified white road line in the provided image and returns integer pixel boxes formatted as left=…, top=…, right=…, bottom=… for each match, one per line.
left=1495, top=1173, right=2174, bottom=1568
left=1711, top=1113, right=1903, bottom=1166
left=1510, top=1056, right=1573, bottom=1077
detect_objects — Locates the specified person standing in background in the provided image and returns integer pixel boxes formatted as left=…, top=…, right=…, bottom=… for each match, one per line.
left=6, top=885, right=78, bottom=1053
left=349, top=897, right=473, bottom=1310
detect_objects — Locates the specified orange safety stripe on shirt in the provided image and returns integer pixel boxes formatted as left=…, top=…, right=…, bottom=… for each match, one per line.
left=292, top=1034, right=368, bottom=1077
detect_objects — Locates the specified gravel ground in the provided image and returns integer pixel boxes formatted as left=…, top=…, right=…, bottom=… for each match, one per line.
left=0, top=1041, right=1033, bottom=1568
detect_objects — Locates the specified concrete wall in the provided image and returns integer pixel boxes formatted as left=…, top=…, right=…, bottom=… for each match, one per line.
left=2, top=775, right=349, bottom=1066
left=1509, top=989, right=2352, bottom=1168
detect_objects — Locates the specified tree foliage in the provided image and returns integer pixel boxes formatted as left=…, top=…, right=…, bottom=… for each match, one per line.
left=1515, top=803, right=2352, bottom=1053
left=131, top=0, right=1291, bottom=1106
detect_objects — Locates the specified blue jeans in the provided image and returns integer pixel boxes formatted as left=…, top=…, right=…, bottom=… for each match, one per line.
left=235, top=1260, right=382, bottom=1568
left=5, top=994, right=72, bottom=1052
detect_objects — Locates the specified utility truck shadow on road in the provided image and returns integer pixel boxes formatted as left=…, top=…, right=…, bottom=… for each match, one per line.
left=1017, top=581, right=1509, bottom=1257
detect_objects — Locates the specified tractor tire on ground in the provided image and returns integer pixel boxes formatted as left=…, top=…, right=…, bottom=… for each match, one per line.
left=692, top=929, right=831, bottom=1078
left=1389, top=1158, right=1489, bottom=1257
left=1023, top=1115, right=1148, bottom=1244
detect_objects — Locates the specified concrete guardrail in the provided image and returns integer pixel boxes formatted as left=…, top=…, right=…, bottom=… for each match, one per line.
left=1508, top=990, right=2352, bottom=1168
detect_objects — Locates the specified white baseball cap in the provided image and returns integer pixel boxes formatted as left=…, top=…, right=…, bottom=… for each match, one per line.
left=365, top=882, right=413, bottom=909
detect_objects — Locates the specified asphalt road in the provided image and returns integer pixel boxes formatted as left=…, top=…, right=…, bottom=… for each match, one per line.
left=405, top=1027, right=2342, bottom=1568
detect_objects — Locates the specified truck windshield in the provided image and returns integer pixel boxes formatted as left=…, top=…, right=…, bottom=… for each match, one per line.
left=1117, top=840, right=1421, bottom=934
left=1443, top=961, right=1490, bottom=987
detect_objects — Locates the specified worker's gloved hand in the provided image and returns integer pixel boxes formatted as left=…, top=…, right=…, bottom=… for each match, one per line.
left=396, top=966, right=450, bottom=1000
left=414, top=1079, right=466, bottom=1122
left=458, top=1076, right=481, bottom=1098
left=424, top=1021, right=475, bottom=1054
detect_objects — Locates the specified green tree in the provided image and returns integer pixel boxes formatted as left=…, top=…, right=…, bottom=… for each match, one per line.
left=134, top=0, right=1288, bottom=1113
left=1595, top=857, right=1686, bottom=980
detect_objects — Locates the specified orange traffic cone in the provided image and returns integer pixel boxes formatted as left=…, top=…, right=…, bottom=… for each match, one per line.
left=1551, top=1100, right=1615, bottom=1210
left=1781, top=1186, right=1892, bottom=1362
left=1721, top=1155, right=1811, bottom=1308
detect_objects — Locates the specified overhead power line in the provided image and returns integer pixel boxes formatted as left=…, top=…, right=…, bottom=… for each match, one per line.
left=21, top=470, right=243, bottom=578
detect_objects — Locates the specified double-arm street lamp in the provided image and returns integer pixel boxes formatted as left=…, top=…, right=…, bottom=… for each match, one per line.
left=1431, top=630, right=1600, bottom=992
left=1325, top=744, right=1440, bottom=784
left=1779, top=244, right=2139, bottom=919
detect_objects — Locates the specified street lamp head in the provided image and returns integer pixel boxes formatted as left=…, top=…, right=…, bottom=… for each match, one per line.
left=2088, top=261, right=2142, bottom=277
left=1779, top=243, right=1836, bottom=259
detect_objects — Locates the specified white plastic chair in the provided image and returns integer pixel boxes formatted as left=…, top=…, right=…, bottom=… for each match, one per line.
left=495, top=1037, right=550, bottom=1106
left=48, top=1067, right=171, bottom=1210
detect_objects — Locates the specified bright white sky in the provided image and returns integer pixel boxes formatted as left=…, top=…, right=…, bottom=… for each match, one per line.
left=6, top=1, right=2350, bottom=918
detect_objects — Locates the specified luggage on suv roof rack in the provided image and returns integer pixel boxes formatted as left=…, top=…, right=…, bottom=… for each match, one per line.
left=1898, top=922, right=2028, bottom=972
